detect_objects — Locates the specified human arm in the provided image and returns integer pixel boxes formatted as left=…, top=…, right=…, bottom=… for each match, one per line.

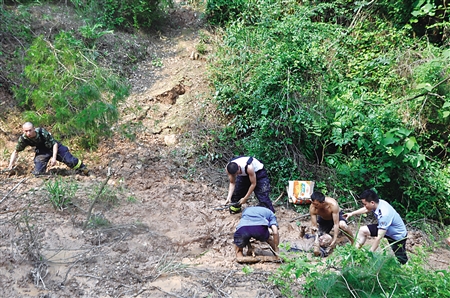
left=370, top=229, right=387, bottom=252
left=309, top=205, right=319, bottom=233
left=268, top=225, right=279, bottom=254
left=224, top=169, right=236, bottom=205
left=343, top=206, right=369, bottom=219
left=50, top=143, right=58, bottom=167
left=49, top=142, right=58, bottom=167
left=330, top=207, right=340, bottom=248
left=7, top=150, right=18, bottom=170
left=238, top=165, right=257, bottom=205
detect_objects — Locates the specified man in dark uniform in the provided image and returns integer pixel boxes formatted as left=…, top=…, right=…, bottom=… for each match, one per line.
left=7, top=122, right=89, bottom=176
left=224, top=156, right=275, bottom=213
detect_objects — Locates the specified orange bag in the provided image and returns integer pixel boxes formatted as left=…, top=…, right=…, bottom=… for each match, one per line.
left=288, top=181, right=315, bottom=204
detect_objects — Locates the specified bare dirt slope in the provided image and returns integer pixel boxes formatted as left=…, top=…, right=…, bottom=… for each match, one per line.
left=1, top=2, right=450, bottom=298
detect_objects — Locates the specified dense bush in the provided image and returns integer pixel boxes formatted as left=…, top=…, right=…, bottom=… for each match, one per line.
left=13, top=32, right=130, bottom=148
left=208, top=0, right=450, bottom=222
left=70, top=0, right=173, bottom=30
left=271, top=244, right=450, bottom=297
left=0, top=3, right=33, bottom=89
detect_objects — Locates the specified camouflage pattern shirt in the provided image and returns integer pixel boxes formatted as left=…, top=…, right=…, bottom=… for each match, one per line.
left=15, top=127, right=57, bottom=152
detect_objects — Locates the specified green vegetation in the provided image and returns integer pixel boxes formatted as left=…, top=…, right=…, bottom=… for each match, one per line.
left=271, top=244, right=450, bottom=297
left=71, top=0, right=173, bottom=30
left=16, top=32, right=130, bottom=148
left=89, top=182, right=120, bottom=206
left=1, top=0, right=174, bottom=149
left=206, top=0, right=450, bottom=223
left=87, top=213, right=110, bottom=227
left=45, top=177, right=78, bottom=210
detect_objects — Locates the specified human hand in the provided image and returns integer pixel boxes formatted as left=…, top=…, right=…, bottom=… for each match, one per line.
left=343, top=212, right=352, bottom=220
left=238, top=198, right=246, bottom=205
left=49, top=157, right=57, bottom=167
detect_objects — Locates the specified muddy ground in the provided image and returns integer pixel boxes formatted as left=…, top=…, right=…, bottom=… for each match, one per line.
left=1, top=2, right=450, bottom=298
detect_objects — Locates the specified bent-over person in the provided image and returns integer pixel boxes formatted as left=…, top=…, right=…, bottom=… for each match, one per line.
left=224, top=156, right=274, bottom=213
left=310, top=192, right=354, bottom=249
left=234, top=206, right=279, bottom=258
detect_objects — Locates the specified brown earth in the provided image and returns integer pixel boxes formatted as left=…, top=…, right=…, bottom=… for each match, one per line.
left=1, top=2, right=450, bottom=298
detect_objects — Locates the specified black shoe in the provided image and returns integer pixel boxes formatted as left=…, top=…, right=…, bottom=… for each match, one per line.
left=76, top=165, right=90, bottom=176
left=32, top=170, right=46, bottom=177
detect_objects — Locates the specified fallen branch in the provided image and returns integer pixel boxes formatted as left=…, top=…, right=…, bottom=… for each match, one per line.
left=236, top=255, right=281, bottom=264
left=289, top=213, right=310, bottom=222
left=273, top=191, right=285, bottom=204
left=0, top=178, right=27, bottom=204
left=83, top=164, right=113, bottom=229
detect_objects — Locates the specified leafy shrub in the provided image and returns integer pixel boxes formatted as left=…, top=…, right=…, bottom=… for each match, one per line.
left=271, top=244, right=450, bottom=298
left=70, top=0, right=173, bottom=30
left=209, top=0, right=450, bottom=222
left=205, top=0, right=247, bottom=26
left=0, top=4, right=33, bottom=87
left=13, top=32, right=130, bottom=149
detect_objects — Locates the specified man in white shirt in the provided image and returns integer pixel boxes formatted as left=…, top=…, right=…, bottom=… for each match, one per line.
left=224, top=156, right=275, bottom=213
left=344, top=189, right=408, bottom=264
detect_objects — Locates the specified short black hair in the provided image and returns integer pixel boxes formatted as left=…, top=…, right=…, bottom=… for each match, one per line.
left=226, top=162, right=239, bottom=174
left=311, top=192, right=325, bottom=202
left=359, top=189, right=379, bottom=203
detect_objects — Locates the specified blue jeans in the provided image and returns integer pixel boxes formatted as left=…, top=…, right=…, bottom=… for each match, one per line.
left=34, top=144, right=81, bottom=174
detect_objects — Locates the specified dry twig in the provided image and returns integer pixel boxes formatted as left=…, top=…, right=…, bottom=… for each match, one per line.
left=289, top=213, right=310, bottom=222
left=83, top=163, right=113, bottom=229
left=0, top=178, right=27, bottom=204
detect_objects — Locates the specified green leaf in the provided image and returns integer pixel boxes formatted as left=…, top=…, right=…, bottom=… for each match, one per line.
left=415, top=83, right=433, bottom=91
left=443, top=49, right=450, bottom=59
left=393, top=146, right=404, bottom=156
left=405, top=137, right=417, bottom=151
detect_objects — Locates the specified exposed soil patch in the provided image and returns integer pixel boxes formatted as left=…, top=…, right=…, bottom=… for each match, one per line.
left=1, top=2, right=450, bottom=298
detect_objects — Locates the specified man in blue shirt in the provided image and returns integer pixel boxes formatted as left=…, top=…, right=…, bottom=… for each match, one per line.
left=344, top=189, right=408, bottom=264
left=234, top=206, right=279, bottom=258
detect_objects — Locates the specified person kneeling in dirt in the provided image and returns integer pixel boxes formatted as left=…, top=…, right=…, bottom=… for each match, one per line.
left=234, top=206, right=279, bottom=258
left=224, top=156, right=275, bottom=214
left=7, top=122, right=89, bottom=176
left=310, top=191, right=354, bottom=249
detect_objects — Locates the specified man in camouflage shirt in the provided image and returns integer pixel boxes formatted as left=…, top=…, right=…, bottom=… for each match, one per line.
left=7, top=122, right=89, bottom=176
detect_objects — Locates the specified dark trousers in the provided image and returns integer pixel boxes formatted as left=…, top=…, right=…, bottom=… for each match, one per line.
left=386, top=236, right=408, bottom=264
left=34, top=144, right=81, bottom=174
left=367, top=224, right=408, bottom=264
left=231, top=169, right=275, bottom=212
